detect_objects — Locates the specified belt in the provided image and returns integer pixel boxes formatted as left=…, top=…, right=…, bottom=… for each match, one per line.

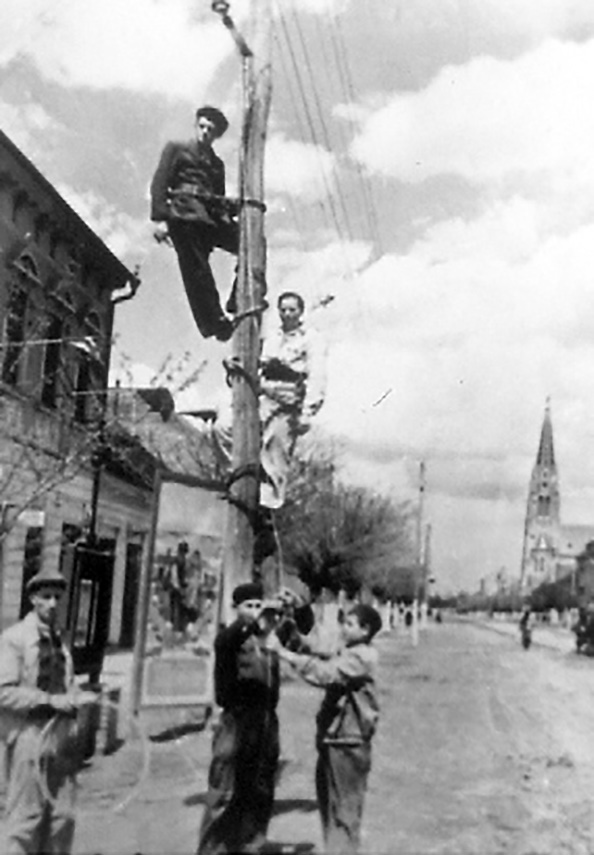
left=171, top=184, right=213, bottom=199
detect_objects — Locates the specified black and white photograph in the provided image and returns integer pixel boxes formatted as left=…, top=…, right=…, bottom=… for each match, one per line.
left=2, top=1, right=594, bottom=853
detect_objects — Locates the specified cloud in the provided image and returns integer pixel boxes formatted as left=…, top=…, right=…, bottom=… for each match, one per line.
left=351, top=38, right=594, bottom=190
left=0, top=0, right=233, bottom=100
left=304, top=188, right=594, bottom=518
left=0, top=100, right=59, bottom=160
left=54, top=184, right=148, bottom=262
left=266, top=134, right=337, bottom=202
left=285, top=0, right=351, bottom=13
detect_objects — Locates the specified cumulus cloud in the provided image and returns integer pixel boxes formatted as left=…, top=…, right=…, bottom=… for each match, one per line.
left=55, top=184, right=148, bottom=262
left=351, top=39, right=594, bottom=190
left=0, top=0, right=232, bottom=100
left=309, top=189, right=594, bottom=522
left=266, top=134, right=338, bottom=203
left=0, top=100, right=59, bottom=162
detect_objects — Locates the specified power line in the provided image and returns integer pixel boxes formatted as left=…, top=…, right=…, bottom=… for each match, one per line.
left=273, top=5, right=346, bottom=251
left=331, top=14, right=384, bottom=257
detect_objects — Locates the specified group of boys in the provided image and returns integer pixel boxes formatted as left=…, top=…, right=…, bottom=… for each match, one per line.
left=0, top=566, right=381, bottom=855
left=198, top=581, right=382, bottom=855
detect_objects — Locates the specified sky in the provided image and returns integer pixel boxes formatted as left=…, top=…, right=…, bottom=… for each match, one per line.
left=2, top=0, right=594, bottom=593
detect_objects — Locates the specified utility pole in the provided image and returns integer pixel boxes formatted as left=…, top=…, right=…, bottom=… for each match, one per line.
left=213, top=0, right=273, bottom=623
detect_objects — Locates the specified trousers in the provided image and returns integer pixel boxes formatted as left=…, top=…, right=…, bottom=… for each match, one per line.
left=2, top=725, right=76, bottom=855
left=197, top=708, right=279, bottom=855
left=168, top=219, right=238, bottom=339
left=259, top=383, right=303, bottom=510
left=315, top=742, right=372, bottom=854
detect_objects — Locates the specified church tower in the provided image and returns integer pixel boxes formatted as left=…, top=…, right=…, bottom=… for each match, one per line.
left=520, top=400, right=561, bottom=591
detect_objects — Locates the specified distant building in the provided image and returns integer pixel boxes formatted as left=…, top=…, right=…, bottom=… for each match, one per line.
left=520, top=402, right=594, bottom=592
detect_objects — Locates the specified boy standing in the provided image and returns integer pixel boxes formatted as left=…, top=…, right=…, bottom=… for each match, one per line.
left=197, top=582, right=280, bottom=855
left=273, top=604, right=382, bottom=854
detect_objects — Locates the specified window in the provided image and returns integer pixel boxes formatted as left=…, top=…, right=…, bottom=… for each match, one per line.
left=537, top=495, right=550, bottom=517
left=1, top=285, right=28, bottom=386
left=74, top=354, right=91, bottom=423
left=41, top=316, right=63, bottom=408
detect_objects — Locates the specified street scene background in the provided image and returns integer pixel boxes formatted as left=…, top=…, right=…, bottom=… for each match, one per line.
left=3, top=615, right=594, bottom=855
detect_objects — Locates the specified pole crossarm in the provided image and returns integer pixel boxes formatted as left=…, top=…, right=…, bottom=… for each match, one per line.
left=211, top=1, right=254, bottom=58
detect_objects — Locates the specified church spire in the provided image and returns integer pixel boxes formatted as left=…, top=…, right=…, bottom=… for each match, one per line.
left=536, top=397, right=555, bottom=469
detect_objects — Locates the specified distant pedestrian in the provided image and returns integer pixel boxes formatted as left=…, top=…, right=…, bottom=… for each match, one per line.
left=150, top=105, right=238, bottom=341
left=0, top=567, right=97, bottom=855
left=197, top=582, right=280, bottom=855
left=272, top=603, right=382, bottom=854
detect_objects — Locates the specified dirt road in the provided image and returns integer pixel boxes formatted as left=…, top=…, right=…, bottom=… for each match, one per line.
left=62, top=620, right=594, bottom=852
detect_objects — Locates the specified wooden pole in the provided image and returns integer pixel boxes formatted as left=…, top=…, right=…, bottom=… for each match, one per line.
left=220, top=0, right=272, bottom=624
left=130, top=466, right=161, bottom=716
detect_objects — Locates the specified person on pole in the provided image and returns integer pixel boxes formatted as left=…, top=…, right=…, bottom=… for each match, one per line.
left=197, top=582, right=280, bottom=855
left=150, top=105, right=238, bottom=342
left=259, top=291, right=326, bottom=510
left=0, top=567, right=97, bottom=855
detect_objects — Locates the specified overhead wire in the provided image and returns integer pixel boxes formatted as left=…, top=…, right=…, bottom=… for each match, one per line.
left=273, top=3, right=347, bottom=254
left=286, top=6, right=357, bottom=250
left=330, top=14, right=384, bottom=258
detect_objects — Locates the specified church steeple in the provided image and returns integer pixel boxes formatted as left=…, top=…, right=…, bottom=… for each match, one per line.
left=536, top=397, right=555, bottom=469
left=520, top=399, right=561, bottom=591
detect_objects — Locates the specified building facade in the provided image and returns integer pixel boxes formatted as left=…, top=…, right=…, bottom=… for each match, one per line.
left=0, top=128, right=146, bottom=652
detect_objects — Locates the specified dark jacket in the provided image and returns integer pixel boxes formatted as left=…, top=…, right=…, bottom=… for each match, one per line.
left=150, top=140, right=226, bottom=224
left=214, top=620, right=280, bottom=713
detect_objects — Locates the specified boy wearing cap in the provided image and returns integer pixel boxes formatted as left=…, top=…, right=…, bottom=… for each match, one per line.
left=198, top=582, right=280, bottom=855
left=272, top=604, right=382, bottom=854
left=0, top=567, right=96, bottom=855
left=150, top=105, right=238, bottom=342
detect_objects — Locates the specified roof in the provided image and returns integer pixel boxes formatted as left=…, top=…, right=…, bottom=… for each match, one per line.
left=105, top=387, right=227, bottom=488
left=559, top=525, right=594, bottom=558
left=0, top=129, right=135, bottom=286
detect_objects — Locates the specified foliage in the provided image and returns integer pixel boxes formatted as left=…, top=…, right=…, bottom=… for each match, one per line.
left=274, top=446, right=416, bottom=599
left=529, top=574, right=577, bottom=612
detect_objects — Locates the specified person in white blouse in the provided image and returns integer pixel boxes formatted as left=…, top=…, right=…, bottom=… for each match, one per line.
left=259, top=291, right=326, bottom=509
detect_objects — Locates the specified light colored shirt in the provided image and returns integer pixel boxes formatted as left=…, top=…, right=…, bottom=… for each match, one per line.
left=260, top=322, right=326, bottom=415
left=290, top=642, right=379, bottom=744
left=0, top=611, right=74, bottom=742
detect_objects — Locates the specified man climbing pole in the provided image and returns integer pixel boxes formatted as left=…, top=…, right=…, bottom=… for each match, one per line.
left=150, top=105, right=238, bottom=342
left=259, top=291, right=326, bottom=509
left=205, top=291, right=326, bottom=516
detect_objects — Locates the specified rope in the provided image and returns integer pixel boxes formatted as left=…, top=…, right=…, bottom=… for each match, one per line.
left=222, top=357, right=260, bottom=398
left=225, top=462, right=260, bottom=490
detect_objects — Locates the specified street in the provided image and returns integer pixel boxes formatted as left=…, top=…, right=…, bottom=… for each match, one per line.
left=37, top=619, right=594, bottom=853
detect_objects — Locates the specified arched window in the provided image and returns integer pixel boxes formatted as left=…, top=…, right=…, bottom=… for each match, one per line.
left=537, top=495, right=550, bottom=517
left=1, top=284, right=28, bottom=386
